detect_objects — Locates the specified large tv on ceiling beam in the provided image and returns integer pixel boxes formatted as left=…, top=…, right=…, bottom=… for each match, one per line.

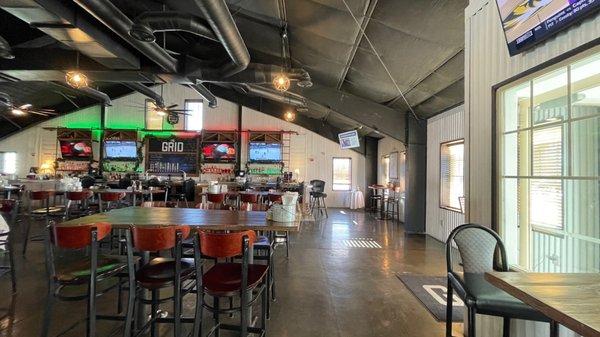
left=495, top=0, right=600, bottom=56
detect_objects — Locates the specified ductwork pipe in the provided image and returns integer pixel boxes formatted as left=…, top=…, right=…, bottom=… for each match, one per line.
left=78, top=87, right=112, bottom=106
left=73, top=0, right=178, bottom=73
left=130, top=11, right=217, bottom=43
left=186, top=83, right=217, bottom=108
left=236, top=84, right=307, bottom=107
left=201, top=63, right=312, bottom=86
left=186, top=0, right=250, bottom=78
left=125, top=83, right=165, bottom=108
left=0, top=35, right=14, bottom=59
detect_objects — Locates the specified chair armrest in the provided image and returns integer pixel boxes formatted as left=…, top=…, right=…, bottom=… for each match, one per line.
left=448, top=271, right=469, bottom=300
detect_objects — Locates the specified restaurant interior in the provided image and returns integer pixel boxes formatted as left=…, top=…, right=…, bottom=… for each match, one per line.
left=0, top=1, right=598, bottom=337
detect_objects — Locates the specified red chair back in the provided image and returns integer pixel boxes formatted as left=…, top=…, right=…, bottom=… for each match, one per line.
left=207, top=193, right=225, bottom=204
left=100, top=192, right=125, bottom=202
left=0, top=199, right=17, bottom=213
left=53, top=223, right=112, bottom=249
left=268, top=193, right=282, bottom=203
left=239, top=193, right=258, bottom=204
left=199, top=230, right=256, bottom=259
left=30, top=191, right=51, bottom=200
left=66, top=191, right=92, bottom=201
left=132, top=225, right=190, bottom=251
left=240, top=202, right=269, bottom=211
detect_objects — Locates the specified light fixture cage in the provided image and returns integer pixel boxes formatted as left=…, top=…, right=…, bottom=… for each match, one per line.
left=284, top=110, right=296, bottom=122
left=65, top=71, right=89, bottom=89
left=273, top=74, right=291, bottom=92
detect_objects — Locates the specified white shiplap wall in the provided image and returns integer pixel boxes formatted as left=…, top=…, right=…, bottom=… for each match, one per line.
left=465, top=1, right=600, bottom=336
left=426, top=105, right=465, bottom=242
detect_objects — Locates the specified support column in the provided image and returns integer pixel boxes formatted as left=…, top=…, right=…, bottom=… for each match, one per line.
left=404, top=114, right=427, bottom=233
left=364, top=136, right=379, bottom=202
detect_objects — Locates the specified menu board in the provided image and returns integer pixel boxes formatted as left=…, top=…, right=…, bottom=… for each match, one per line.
left=146, top=137, right=199, bottom=174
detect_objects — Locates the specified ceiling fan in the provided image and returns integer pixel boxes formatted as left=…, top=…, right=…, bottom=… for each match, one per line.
left=0, top=92, right=58, bottom=117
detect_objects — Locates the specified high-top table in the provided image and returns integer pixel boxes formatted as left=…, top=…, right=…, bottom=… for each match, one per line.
left=60, top=206, right=303, bottom=231
left=485, top=272, right=600, bottom=337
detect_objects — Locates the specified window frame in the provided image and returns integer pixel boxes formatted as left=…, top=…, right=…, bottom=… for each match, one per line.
left=439, top=139, right=465, bottom=213
left=332, top=157, right=352, bottom=191
left=184, top=99, right=204, bottom=131
left=493, top=45, right=600, bottom=271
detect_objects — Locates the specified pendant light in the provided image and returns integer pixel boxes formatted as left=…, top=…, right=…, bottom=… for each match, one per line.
left=65, top=52, right=88, bottom=89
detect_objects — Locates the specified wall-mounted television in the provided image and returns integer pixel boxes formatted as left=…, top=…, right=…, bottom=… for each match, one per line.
left=60, top=140, right=92, bottom=159
left=104, top=140, right=138, bottom=160
left=495, top=0, right=600, bottom=56
left=202, top=143, right=236, bottom=162
left=338, top=130, right=360, bottom=149
left=248, top=142, right=282, bottom=162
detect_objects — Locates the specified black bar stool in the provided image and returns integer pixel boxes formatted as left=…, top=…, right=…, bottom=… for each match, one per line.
left=0, top=199, right=18, bottom=292
left=309, top=179, right=328, bottom=218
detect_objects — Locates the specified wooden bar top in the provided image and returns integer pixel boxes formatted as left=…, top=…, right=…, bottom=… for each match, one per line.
left=485, top=272, right=600, bottom=337
left=59, top=206, right=305, bottom=232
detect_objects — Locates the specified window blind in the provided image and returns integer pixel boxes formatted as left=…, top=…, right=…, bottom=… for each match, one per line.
left=440, top=141, right=464, bottom=211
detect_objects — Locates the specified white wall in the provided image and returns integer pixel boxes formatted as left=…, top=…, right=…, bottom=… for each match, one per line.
left=377, top=137, right=405, bottom=185
left=0, top=84, right=364, bottom=207
left=464, top=1, right=600, bottom=336
left=426, top=105, right=465, bottom=242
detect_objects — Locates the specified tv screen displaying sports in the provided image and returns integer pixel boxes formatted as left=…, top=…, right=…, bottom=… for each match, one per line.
left=202, top=143, right=236, bottom=162
left=248, top=142, right=282, bottom=162
left=104, top=140, right=137, bottom=160
left=60, top=140, right=93, bottom=158
left=495, top=0, right=600, bottom=56
left=338, top=130, right=360, bottom=149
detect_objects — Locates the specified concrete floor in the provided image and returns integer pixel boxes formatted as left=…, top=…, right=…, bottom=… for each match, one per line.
left=0, top=209, right=463, bottom=337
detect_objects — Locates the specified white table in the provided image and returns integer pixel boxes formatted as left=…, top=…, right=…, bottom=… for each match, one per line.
left=345, top=190, right=365, bottom=209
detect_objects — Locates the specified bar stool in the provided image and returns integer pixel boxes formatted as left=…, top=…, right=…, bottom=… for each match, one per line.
left=196, top=230, right=268, bottom=337
left=98, top=192, right=126, bottom=212
left=368, top=187, right=383, bottom=213
left=309, top=180, right=328, bottom=218
left=239, top=192, right=259, bottom=210
left=130, top=225, right=200, bottom=337
left=207, top=193, right=225, bottom=207
left=385, top=187, right=402, bottom=221
left=65, top=190, right=94, bottom=220
left=267, top=193, right=292, bottom=258
left=42, top=222, right=135, bottom=337
left=23, top=191, right=64, bottom=256
left=0, top=199, right=18, bottom=292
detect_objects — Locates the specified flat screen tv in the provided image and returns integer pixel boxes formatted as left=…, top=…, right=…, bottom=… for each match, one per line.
left=338, top=130, right=360, bottom=149
left=202, top=143, right=236, bottom=162
left=248, top=142, right=282, bottom=162
left=60, top=140, right=92, bottom=159
left=104, top=140, right=138, bottom=160
left=495, top=0, right=600, bottom=56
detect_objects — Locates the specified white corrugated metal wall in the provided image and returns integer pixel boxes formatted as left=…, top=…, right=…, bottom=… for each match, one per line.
left=465, top=1, right=600, bottom=336
left=426, top=105, right=466, bottom=242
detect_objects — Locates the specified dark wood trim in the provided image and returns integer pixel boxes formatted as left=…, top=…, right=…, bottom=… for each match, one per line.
left=439, top=138, right=465, bottom=212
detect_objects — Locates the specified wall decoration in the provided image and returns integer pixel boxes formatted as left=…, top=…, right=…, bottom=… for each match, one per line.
left=389, top=151, right=398, bottom=179
left=146, top=136, right=199, bottom=174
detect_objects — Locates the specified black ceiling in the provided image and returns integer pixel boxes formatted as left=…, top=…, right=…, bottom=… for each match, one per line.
left=0, top=0, right=467, bottom=141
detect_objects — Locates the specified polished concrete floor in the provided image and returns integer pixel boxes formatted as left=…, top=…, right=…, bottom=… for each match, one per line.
left=0, top=209, right=463, bottom=337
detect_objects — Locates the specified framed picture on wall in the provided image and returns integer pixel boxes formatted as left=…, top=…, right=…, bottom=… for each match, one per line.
left=389, top=151, right=398, bottom=179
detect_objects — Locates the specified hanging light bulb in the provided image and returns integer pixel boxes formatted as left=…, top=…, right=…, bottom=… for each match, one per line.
left=284, top=110, right=296, bottom=122
left=155, top=107, right=167, bottom=116
left=65, top=71, right=89, bottom=89
left=273, top=73, right=290, bottom=92
left=11, top=108, right=24, bottom=116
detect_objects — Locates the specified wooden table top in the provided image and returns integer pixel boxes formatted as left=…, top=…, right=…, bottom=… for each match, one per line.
left=29, top=188, right=165, bottom=194
left=59, top=206, right=304, bottom=232
left=485, top=272, right=600, bottom=337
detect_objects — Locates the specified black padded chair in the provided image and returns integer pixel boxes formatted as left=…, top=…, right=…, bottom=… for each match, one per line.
left=446, top=224, right=558, bottom=337
left=309, top=179, right=327, bottom=218
left=80, top=175, right=96, bottom=189
left=169, top=179, right=195, bottom=207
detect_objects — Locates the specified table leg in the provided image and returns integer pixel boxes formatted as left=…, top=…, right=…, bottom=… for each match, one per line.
left=7, top=190, right=11, bottom=199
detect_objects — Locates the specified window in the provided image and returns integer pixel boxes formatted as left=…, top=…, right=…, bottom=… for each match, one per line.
left=145, top=100, right=163, bottom=130
left=440, top=140, right=464, bottom=211
left=497, top=49, right=600, bottom=272
left=185, top=100, right=203, bottom=131
left=0, top=152, right=17, bottom=174
left=332, top=157, right=352, bottom=191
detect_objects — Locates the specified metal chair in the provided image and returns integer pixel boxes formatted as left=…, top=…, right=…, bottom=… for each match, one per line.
left=196, top=230, right=268, bottom=337
left=64, top=190, right=94, bottom=220
left=23, top=191, right=64, bottom=255
left=42, top=222, right=135, bottom=337
left=129, top=225, right=200, bottom=337
left=309, top=179, right=328, bottom=218
left=446, top=224, right=559, bottom=337
left=98, top=192, right=126, bottom=212
left=0, top=199, right=18, bottom=292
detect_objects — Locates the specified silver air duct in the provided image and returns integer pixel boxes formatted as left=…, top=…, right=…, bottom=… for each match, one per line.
left=130, top=11, right=217, bottom=43
left=0, top=35, right=14, bottom=59
left=202, top=64, right=312, bottom=86
left=235, top=84, right=307, bottom=107
left=186, top=83, right=217, bottom=108
left=73, top=0, right=178, bottom=73
left=125, top=83, right=165, bottom=108
left=78, top=87, right=112, bottom=106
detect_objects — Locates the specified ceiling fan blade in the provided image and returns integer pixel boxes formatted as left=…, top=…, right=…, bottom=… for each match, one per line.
left=168, top=109, right=191, bottom=112
left=177, top=112, right=191, bottom=116
left=19, top=103, right=33, bottom=109
left=28, top=110, right=51, bottom=116
left=166, top=104, right=178, bottom=109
